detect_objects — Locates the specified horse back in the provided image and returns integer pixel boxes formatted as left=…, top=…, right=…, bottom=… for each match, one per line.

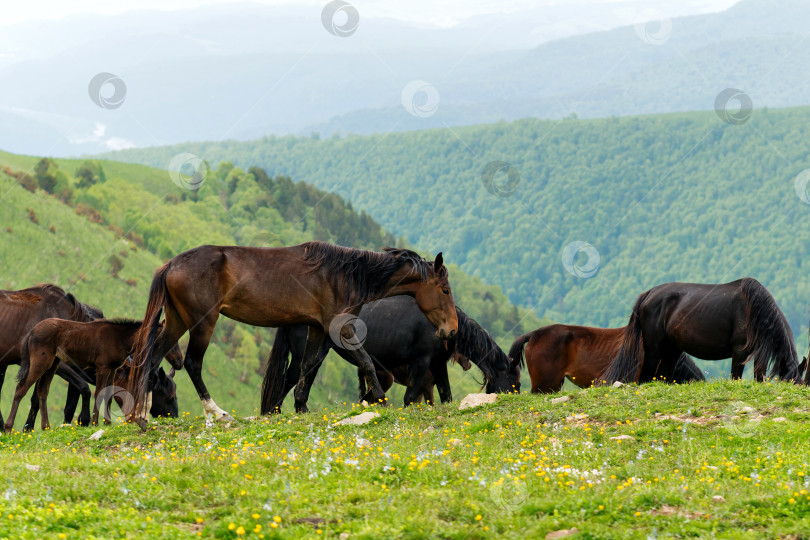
left=166, top=244, right=326, bottom=327
left=0, top=287, right=80, bottom=366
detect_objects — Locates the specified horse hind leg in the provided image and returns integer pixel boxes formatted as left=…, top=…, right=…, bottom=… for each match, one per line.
left=4, top=351, right=57, bottom=432
left=35, top=361, right=60, bottom=431
left=528, top=347, right=566, bottom=393
left=0, top=365, right=6, bottom=426
left=730, top=352, right=747, bottom=380
left=293, top=326, right=327, bottom=413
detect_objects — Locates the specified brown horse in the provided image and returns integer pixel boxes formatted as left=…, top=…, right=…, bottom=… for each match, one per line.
left=130, top=242, right=457, bottom=428
left=0, top=285, right=103, bottom=425
left=601, top=279, right=801, bottom=384
left=4, top=318, right=183, bottom=431
left=22, top=364, right=179, bottom=431
left=508, top=324, right=705, bottom=393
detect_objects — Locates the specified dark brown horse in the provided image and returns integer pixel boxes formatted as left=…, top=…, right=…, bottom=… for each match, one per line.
left=0, top=285, right=103, bottom=425
left=508, top=324, right=704, bottom=393
left=4, top=318, right=183, bottom=431
left=601, top=279, right=801, bottom=384
left=22, top=364, right=179, bottom=431
left=129, top=242, right=457, bottom=428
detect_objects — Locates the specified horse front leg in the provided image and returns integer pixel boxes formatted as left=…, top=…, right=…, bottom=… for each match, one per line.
left=182, top=319, right=231, bottom=423
left=293, top=326, right=326, bottom=413
left=403, top=358, right=430, bottom=407
left=56, top=364, right=92, bottom=426
left=431, top=360, right=453, bottom=404
left=22, top=391, right=40, bottom=432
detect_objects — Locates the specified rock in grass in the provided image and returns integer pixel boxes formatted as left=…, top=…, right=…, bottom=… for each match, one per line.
left=459, top=393, right=497, bottom=410
left=551, top=396, right=570, bottom=405
left=89, top=429, right=105, bottom=440
left=612, top=381, right=625, bottom=388
left=546, top=528, right=579, bottom=539
left=610, top=435, right=634, bottom=441
left=712, top=495, right=726, bottom=503
left=24, top=464, right=40, bottom=472
left=773, top=417, right=787, bottom=422
left=334, top=412, right=380, bottom=426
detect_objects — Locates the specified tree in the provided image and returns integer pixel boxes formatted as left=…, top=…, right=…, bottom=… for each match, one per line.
left=34, top=158, right=58, bottom=193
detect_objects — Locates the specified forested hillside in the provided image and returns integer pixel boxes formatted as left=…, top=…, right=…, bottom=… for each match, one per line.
left=0, top=151, right=545, bottom=419
left=104, top=106, right=810, bottom=354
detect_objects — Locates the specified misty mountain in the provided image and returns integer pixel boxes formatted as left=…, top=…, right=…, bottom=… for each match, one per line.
left=1, top=0, right=806, bottom=156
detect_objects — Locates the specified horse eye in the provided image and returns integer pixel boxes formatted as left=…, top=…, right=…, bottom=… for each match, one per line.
left=442, top=288, right=450, bottom=295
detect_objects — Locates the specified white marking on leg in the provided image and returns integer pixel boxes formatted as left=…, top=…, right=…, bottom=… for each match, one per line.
left=202, top=398, right=232, bottom=421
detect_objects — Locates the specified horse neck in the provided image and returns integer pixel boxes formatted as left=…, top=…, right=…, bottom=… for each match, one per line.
left=379, top=265, right=422, bottom=299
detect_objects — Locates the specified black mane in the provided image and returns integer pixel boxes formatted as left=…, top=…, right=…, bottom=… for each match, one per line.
left=453, top=308, right=510, bottom=381
left=302, top=242, right=447, bottom=308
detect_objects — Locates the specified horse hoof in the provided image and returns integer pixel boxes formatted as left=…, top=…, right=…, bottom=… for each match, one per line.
left=133, top=418, right=149, bottom=432
left=216, top=413, right=235, bottom=423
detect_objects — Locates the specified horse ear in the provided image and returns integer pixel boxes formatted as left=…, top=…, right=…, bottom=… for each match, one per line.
left=434, top=252, right=444, bottom=273
left=168, top=367, right=176, bottom=379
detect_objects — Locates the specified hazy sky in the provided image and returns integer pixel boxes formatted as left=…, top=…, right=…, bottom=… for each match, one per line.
left=2, top=0, right=741, bottom=26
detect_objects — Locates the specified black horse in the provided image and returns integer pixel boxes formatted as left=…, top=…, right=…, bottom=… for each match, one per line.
left=261, top=296, right=521, bottom=412
left=602, top=278, right=801, bottom=384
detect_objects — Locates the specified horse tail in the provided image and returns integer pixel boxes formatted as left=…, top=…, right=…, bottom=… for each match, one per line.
left=740, top=278, right=799, bottom=381
left=16, top=330, right=33, bottom=384
left=507, top=332, right=533, bottom=370
left=671, top=353, right=705, bottom=383
left=127, top=262, right=171, bottom=421
left=601, top=290, right=650, bottom=384
left=260, top=327, right=292, bottom=414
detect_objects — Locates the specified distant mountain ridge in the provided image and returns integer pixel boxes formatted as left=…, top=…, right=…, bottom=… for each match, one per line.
left=5, top=1, right=808, bottom=155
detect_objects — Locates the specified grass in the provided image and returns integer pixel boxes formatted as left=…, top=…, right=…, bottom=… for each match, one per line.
left=2, top=379, right=810, bottom=539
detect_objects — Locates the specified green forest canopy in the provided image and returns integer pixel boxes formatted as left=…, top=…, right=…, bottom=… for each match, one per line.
left=105, top=106, right=810, bottom=354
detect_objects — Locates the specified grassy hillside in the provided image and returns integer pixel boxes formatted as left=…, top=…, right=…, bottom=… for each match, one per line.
left=0, top=151, right=546, bottom=426
left=1, top=380, right=808, bottom=538
left=104, top=106, right=810, bottom=352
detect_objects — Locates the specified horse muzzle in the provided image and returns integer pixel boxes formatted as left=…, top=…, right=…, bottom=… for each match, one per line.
left=436, top=328, right=456, bottom=340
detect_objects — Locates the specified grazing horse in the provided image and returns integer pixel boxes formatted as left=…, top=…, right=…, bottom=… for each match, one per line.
left=129, top=242, right=457, bottom=428
left=4, top=318, right=183, bottom=431
left=601, top=279, right=801, bottom=384
left=260, top=296, right=520, bottom=412
left=0, top=285, right=103, bottom=425
left=21, top=364, right=178, bottom=431
left=508, top=324, right=705, bottom=393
